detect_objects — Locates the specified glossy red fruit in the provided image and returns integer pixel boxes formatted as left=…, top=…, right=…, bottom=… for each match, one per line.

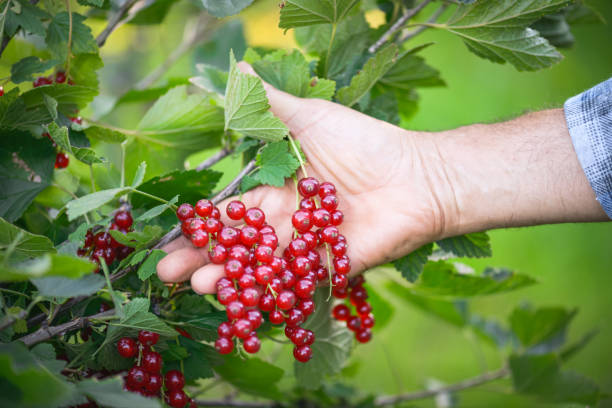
left=127, top=366, right=149, bottom=389
left=290, top=327, right=308, bottom=346
left=176, top=203, right=195, bottom=221
left=228, top=244, right=250, bottom=265
left=312, top=208, right=331, bottom=228
left=299, top=197, right=316, bottom=211
left=297, top=298, right=315, bottom=316
left=259, top=225, right=275, bottom=235
left=318, top=182, right=336, bottom=198
left=321, top=194, right=338, bottom=211
left=217, top=286, right=238, bottom=305
left=71, top=116, right=83, bottom=125
left=240, top=226, right=259, bottom=246
left=297, top=177, right=320, bottom=197
left=218, top=226, right=240, bottom=247
left=332, top=286, right=349, bottom=298
left=300, top=231, right=318, bottom=250
left=330, top=210, right=344, bottom=226
left=356, top=328, right=372, bottom=343
left=211, top=207, right=221, bottom=219
left=244, top=208, right=265, bottom=228
left=259, top=233, right=278, bottom=249
left=284, top=326, right=296, bottom=338
left=209, top=244, right=228, bottom=264
left=254, top=265, right=274, bottom=285
left=215, top=337, right=234, bottom=354
left=238, top=273, right=256, bottom=289
left=361, top=313, right=375, bottom=328
left=224, top=259, right=244, bottom=279
left=347, top=315, right=362, bottom=332
left=195, top=199, right=213, bottom=217
left=350, top=286, right=368, bottom=303
left=295, top=278, right=315, bottom=299
left=276, top=290, right=297, bottom=310
left=356, top=302, right=372, bottom=316
left=226, top=200, right=246, bottom=220
left=349, top=275, right=365, bottom=287
left=246, top=309, right=263, bottom=330
left=243, top=335, right=261, bottom=353
left=204, top=218, right=222, bottom=234
left=293, top=345, right=313, bottom=363
left=164, top=370, right=185, bottom=391
left=217, top=321, right=234, bottom=338
left=114, top=210, right=133, bottom=229
left=321, top=226, right=340, bottom=244
left=279, top=269, right=297, bottom=289
left=232, top=319, right=253, bottom=339
left=331, top=241, right=347, bottom=257
left=258, top=293, right=275, bottom=312
left=144, top=372, right=163, bottom=393
left=304, top=330, right=315, bottom=346
left=54, top=152, right=69, bottom=169
left=117, top=337, right=137, bottom=358
left=333, top=256, right=351, bottom=274
left=226, top=301, right=246, bottom=320
left=332, top=273, right=348, bottom=289
left=167, top=389, right=189, bottom=408
left=291, top=256, right=312, bottom=277
left=292, top=209, right=313, bottom=233
left=55, top=71, right=66, bottom=83
left=216, top=277, right=233, bottom=291
left=269, top=310, right=285, bottom=324
left=240, top=287, right=260, bottom=307
left=0, top=86, right=4, bottom=96
left=255, top=245, right=274, bottom=263
left=269, top=256, right=283, bottom=273
left=142, top=351, right=162, bottom=373
left=94, top=232, right=111, bottom=249
left=332, top=304, right=350, bottom=321
left=188, top=218, right=206, bottom=233
left=285, top=308, right=304, bottom=327
left=138, top=330, right=160, bottom=346
left=191, top=229, right=209, bottom=247
left=306, top=250, right=320, bottom=269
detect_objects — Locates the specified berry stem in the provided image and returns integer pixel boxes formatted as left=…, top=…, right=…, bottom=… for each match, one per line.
left=64, top=0, right=73, bottom=78
left=288, top=134, right=307, bottom=178
left=129, top=188, right=179, bottom=210
left=88, top=165, right=97, bottom=193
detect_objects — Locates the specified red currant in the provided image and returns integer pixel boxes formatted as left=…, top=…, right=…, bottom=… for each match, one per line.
left=243, top=335, right=261, bottom=353
left=312, top=208, right=331, bottom=228
left=295, top=278, right=315, bottom=299
left=269, top=310, right=285, bottom=324
left=191, top=229, right=209, bottom=247
left=176, top=203, right=195, bottom=221
left=361, top=313, right=375, bottom=328
left=138, top=330, right=159, bottom=346
left=55, top=71, right=66, bottom=83
left=144, top=372, right=163, bottom=393
left=240, top=226, right=259, bottom=246
left=216, top=277, right=233, bottom=291
left=226, top=200, right=246, bottom=220
left=117, top=337, right=137, bottom=358
left=347, top=315, right=361, bottom=332
left=293, top=345, right=313, bottom=363
left=209, top=244, right=228, bottom=264
left=232, top=319, right=253, bottom=339
left=258, top=293, right=276, bottom=312
left=211, top=207, right=221, bottom=219
left=290, top=328, right=308, bottom=346
left=298, top=177, right=320, bottom=197
left=244, top=208, right=265, bottom=228
left=141, top=351, right=162, bottom=373
left=276, top=290, right=297, bottom=310
left=254, top=265, right=274, bottom=285
left=318, top=182, right=336, bottom=197
left=321, top=194, right=338, bottom=211
left=332, top=273, right=348, bottom=289
left=291, top=256, right=312, bottom=277
left=333, top=257, right=351, bottom=274
left=285, top=308, right=305, bottom=327
left=300, top=197, right=316, bottom=211
left=355, top=328, right=372, bottom=343
left=238, top=273, right=256, bottom=289
left=245, top=309, right=263, bottom=329
left=332, top=304, right=350, bottom=320
left=114, top=210, right=133, bottom=229
left=217, top=286, right=238, bottom=305
left=226, top=301, right=246, bottom=320
left=297, top=298, right=315, bottom=316
left=331, top=241, right=347, bottom=257
left=167, top=389, right=189, bottom=408
left=215, top=337, right=233, bottom=354
left=195, top=199, right=213, bottom=217
left=217, top=321, right=234, bottom=338
left=240, top=288, right=260, bottom=307
left=127, top=366, right=149, bottom=389
left=321, top=226, right=340, bottom=244
left=255, top=245, right=274, bottom=263
left=224, top=259, right=244, bottom=279
left=218, top=226, right=240, bottom=246
left=164, top=370, right=185, bottom=391
left=205, top=218, right=222, bottom=234
left=259, top=233, right=278, bottom=249
left=292, top=209, right=313, bottom=233
left=331, top=210, right=343, bottom=225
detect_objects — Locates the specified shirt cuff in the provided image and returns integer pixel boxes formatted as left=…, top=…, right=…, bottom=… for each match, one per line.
left=564, top=78, right=612, bottom=219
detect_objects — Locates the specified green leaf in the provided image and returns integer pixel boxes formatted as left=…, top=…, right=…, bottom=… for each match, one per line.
left=70, top=53, right=104, bottom=89
left=560, top=330, right=598, bottom=362
left=224, top=51, right=288, bottom=142
left=65, top=187, right=131, bottom=221
left=509, top=354, right=600, bottom=405
left=509, top=306, right=577, bottom=349
left=22, top=84, right=98, bottom=113
left=135, top=195, right=179, bottom=222
left=199, top=0, right=253, bottom=17
left=531, top=13, right=574, bottom=48
left=31, top=274, right=106, bottom=297
left=279, top=0, right=359, bottom=28
left=115, top=78, right=190, bottom=106
left=252, top=141, right=299, bottom=187
left=76, top=378, right=161, bottom=408
left=178, top=311, right=226, bottom=342
left=392, top=243, right=433, bottom=283
left=436, top=0, right=567, bottom=71
left=137, top=249, right=166, bottom=280
left=0, top=253, right=97, bottom=282
left=131, top=169, right=221, bottom=209
left=128, top=0, right=177, bottom=25
left=165, top=337, right=218, bottom=381
left=436, top=232, right=492, bottom=258
left=336, top=44, right=399, bottom=107
left=10, top=57, right=59, bottom=84
left=131, top=162, right=147, bottom=187
left=0, top=130, right=55, bottom=222
left=106, top=297, right=176, bottom=341
left=295, top=289, right=353, bottom=390
left=0, top=217, right=54, bottom=260
left=0, top=342, right=75, bottom=408
left=194, top=20, right=247, bottom=71
left=364, top=285, right=393, bottom=331
left=108, top=225, right=163, bottom=249
left=215, top=356, right=284, bottom=399
left=43, top=94, right=58, bottom=120
left=4, top=0, right=50, bottom=37
left=46, top=122, right=72, bottom=152
left=76, top=0, right=104, bottom=7
left=84, top=126, right=127, bottom=144
left=191, top=64, right=228, bottom=95
left=46, top=12, right=98, bottom=59
left=413, top=261, right=536, bottom=297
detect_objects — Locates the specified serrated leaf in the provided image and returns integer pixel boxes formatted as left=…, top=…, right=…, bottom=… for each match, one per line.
left=165, top=337, right=218, bottom=381
left=392, top=243, right=433, bottom=283
left=10, top=57, right=59, bottom=84
left=215, top=356, right=284, bottom=399
left=436, top=232, right=492, bottom=258
left=0, top=217, right=54, bottom=260
left=70, top=53, right=104, bottom=89
left=224, top=51, right=288, bottom=142
left=135, top=195, right=179, bottom=222
left=279, top=0, right=359, bottom=28
left=252, top=141, right=299, bottom=187
left=4, top=0, right=50, bottom=37
left=76, top=378, right=161, bottom=408
left=136, top=249, right=166, bottom=280
left=531, top=13, right=574, bottom=48
left=84, top=126, right=127, bottom=143
left=65, top=187, right=131, bottom=221
left=22, top=84, right=98, bottom=113
left=436, top=0, right=568, bottom=71
left=108, top=226, right=163, bottom=249
left=413, top=261, right=536, bottom=297
left=43, top=94, right=58, bottom=120
left=106, top=298, right=176, bottom=340
left=46, top=12, right=98, bottom=59
left=31, top=274, right=105, bottom=297
left=178, top=311, right=226, bottom=342
left=295, top=289, right=353, bottom=390
left=336, top=44, right=398, bottom=107
left=199, top=0, right=253, bottom=17
left=190, top=64, right=228, bottom=95
left=115, top=78, right=190, bottom=106
left=509, top=306, right=576, bottom=350
left=0, top=253, right=97, bottom=282
left=46, top=122, right=72, bottom=152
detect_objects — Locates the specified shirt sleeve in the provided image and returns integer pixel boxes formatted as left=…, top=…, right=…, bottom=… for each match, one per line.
left=564, top=78, right=612, bottom=219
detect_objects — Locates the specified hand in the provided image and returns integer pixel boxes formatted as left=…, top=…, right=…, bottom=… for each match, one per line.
left=156, top=63, right=448, bottom=294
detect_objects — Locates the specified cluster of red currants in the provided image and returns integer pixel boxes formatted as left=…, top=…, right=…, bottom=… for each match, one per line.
left=175, top=177, right=372, bottom=363
left=332, top=275, right=375, bottom=343
left=117, top=330, right=196, bottom=407
left=77, top=209, right=135, bottom=272
left=33, top=71, right=73, bottom=87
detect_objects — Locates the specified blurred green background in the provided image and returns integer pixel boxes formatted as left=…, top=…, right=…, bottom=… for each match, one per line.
left=5, top=0, right=612, bottom=406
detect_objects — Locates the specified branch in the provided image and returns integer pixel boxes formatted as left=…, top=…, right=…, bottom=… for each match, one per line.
left=374, top=367, right=510, bottom=406
left=96, top=0, right=139, bottom=47
left=368, top=0, right=431, bottom=53
left=195, top=400, right=275, bottom=408
left=397, top=4, right=448, bottom=43
left=195, top=147, right=232, bottom=171
left=20, top=309, right=115, bottom=347
left=0, top=309, right=27, bottom=332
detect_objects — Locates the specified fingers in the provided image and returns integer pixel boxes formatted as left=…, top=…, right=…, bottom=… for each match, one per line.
left=190, top=264, right=226, bottom=294
left=156, top=246, right=209, bottom=283
left=160, top=235, right=190, bottom=253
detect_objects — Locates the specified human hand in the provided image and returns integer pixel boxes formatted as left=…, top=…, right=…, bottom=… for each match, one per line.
left=157, top=63, right=447, bottom=294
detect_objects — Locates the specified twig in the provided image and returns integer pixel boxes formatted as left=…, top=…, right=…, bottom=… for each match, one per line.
left=398, top=4, right=448, bottom=43
left=0, top=309, right=27, bottom=332
left=374, top=367, right=510, bottom=406
left=195, top=400, right=275, bottom=408
left=96, top=0, right=139, bottom=47
left=19, top=309, right=115, bottom=346
left=195, top=147, right=232, bottom=171
left=134, top=14, right=217, bottom=90
left=368, top=0, right=431, bottom=53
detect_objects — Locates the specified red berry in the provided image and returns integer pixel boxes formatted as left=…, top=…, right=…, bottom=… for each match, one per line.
left=284, top=326, right=296, bottom=338
left=276, top=290, right=297, bottom=310
left=259, top=225, right=275, bottom=234
left=127, top=366, right=149, bottom=389
left=211, top=207, right=221, bottom=219
left=195, top=199, right=213, bottom=217
left=300, top=231, right=318, bottom=250
left=54, top=152, right=69, bottom=169
left=246, top=309, right=263, bottom=329
left=268, top=310, right=284, bottom=324
left=331, top=241, right=347, bottom=257
left=304, top=330, right=315, bottom=346
left=243, top=335, right=261, bottom=353
left=164, top=370, right=185, bottom=391
left=347, top=315, right=361, bottom=332
left=267, top=277, right=283, bottom=295
left=255, top=245, right=274, bottom=263
left=332, top=304, right=350, bottom=321
left=209, top=244, right=228, bottom=264
left=292, top=209, right=313, bottom=233
left=215, top=337, right=233, bottom=354
left=298, top=177, right=320, bottom=197
left=290, top=328, right=308, bottom=346
left=226, top=200, right=246, bottom=220
left=224, top=259, right=244, bottom=279
left=70, top=116, right=83, bottom=125
left=55, top=71, right=66, bottom=83
left=191, top=229, right=209, bottom=247
left=318, top=182, right=336, bottom=198
left=240, top=288, right=260, bottom=307
left=312, top=208, right=331, bottom=228
left=0, top=86, right=4, bottom=96
left=254, top=265, right=274, bottom=285
left=350, top=287, right=368, bottom=303
left=114, top=210, right=133, bottom=229
left=299, top=197, right=316, bottom=211
left=205, top=218, right=222, bottom=234
left=285, top=308, right=305, bottom=327
left=144, top=372, right=163, bottom=393
left=258, top=293, right=275, bottom=312
left=295, top=278, right=315, bottom=299
left=117, top=337, right=137, bottom=358
left=269, top=256, right=283, bottom=273
left=95, top=232, right=111, bottom=249
left=361, top=313, right=375, bottom=328
left=356, top=302, right=372, bottom=316
left=321, top=226, right=340, bottom=244
left=167, top=389, right=189, bottom=408
left=291, top=256, right=312, bottom=277
left=228, top=244, right=250, bottom=265
left=240, top=226, right=259, bottom=246
left=333, top=257, right=351, bottom=274
left=332, top=286, right=348, bottom=298
left=356, top=328, right=372, bottom=343
left=238, top=273, right=256, bottom=289
left=232, top=319, right=253, bottom=339
left=293, top=345, right=313, bottom=363
left=218, top=226, right=239, bottom=247
left=279, top=269, right=297, bottom=289
left=138, top=330, right=159, bottom=346
left=321, top=194, right=338, bottom=211
left=297, top=298, right=315, bottom=316
left=217, top=321, right=234, bottom=338
left=244, top=208, right=265, bottom=228
left=226, top=301, right=246, bottom=320
left=216, top=277, right=233, bottom=291
left=330, top=210, right=343, bottom=226
left=315, top=266, right=328, bottom=282
left=142, top=351, right=162, bottom=373
left=217, top=286, right=238, bottom=305
left=259, top=233, right=278, bottom=249
left=176, top=203, right=195, bottom=221
left=189, top=218, right=206, bottom=233
left=332, top=273, right=348, bottom=289
left=306, top=250, right=321, bottom=269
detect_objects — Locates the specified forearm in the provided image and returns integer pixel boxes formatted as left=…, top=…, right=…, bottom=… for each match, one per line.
left=421, top=108, right=608, bottom=239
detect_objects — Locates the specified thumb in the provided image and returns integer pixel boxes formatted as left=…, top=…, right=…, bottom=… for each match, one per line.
left=237, top=61, right=303, bottom=125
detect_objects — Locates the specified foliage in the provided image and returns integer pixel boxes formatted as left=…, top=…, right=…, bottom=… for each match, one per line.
left=0, top=0, right=604, bottom=407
